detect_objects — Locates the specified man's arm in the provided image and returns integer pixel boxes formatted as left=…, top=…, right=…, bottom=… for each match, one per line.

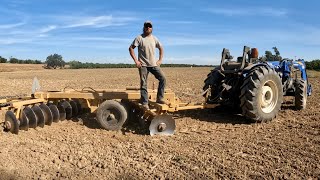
left=129, top=45, right=142, bottom=68
left=156, top=46, right=164, bottom=66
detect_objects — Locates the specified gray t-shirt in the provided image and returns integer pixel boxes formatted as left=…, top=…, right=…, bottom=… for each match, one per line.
left=131, top=34, right=162, bottom=67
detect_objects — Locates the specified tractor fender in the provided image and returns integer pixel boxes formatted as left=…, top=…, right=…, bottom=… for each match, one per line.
left=293, top=60, right=312, bottom=96
left=293, top=60, right=307, bottom=80
left=241, top=63, right=272, bottom=77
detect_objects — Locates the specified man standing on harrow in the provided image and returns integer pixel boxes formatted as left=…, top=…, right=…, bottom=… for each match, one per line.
left=129, top=21, right=166, bottom=109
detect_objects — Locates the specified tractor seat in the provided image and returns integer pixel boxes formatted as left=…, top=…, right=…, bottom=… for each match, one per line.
left=222, top=61, right=242, bottom=71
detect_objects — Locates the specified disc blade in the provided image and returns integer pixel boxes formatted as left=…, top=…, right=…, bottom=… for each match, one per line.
left=25, top=106, right=38, bottom=128
left=73, top=99, right=82, bottom=114
left=49, top=104, right=60, bottom=122
left=4, top=111, right=19, bottom=134
left=149, top=114, right=175, bottom=136
left=60, top=100, right=72, bottom=119
left=69, top=100, right=78, bottom=117
left=32, top=105, right=45, bottom=128
left=19, top=108, right=29, bottom=131
left=57, top=104, right=66, bottom=121
left=40, top=103, right=53, bottom=126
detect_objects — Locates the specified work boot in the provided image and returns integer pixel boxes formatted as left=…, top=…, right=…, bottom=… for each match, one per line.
left=142, top=104, right=149, bottom=110
left=156, top=99, right=167, bottom=104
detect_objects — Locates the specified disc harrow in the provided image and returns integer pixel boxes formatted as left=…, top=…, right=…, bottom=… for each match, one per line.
left=1, top=80, right=216, bottom=136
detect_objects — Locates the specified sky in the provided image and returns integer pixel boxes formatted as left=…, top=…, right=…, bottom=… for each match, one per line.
left=0, top=0, right=320, bottom=65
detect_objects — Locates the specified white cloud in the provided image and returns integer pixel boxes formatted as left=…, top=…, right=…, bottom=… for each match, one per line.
left=63, top=15, right=135, bottom=28
left=163, top=36, right=222, bottom=46
left=65, top=15, right=113, bottom=28
left=74, top=37, right=131, bottom=42
left=0, top=22, right=25, bottom=29
left=39, top=25, right=57, bottom=33
left=163, top=26, right=303, bottom=47
left=167, top=21, right=196, bottom=24
left=0, top=13, right=136, bottom=45
left=0, top=38, right=31, bottom=45
left=204, top=7, right=288, bottom=17
left=7, top=0, right=29, bottom=8
left=260, top=8, right=287, bottom=17
left=38, top=34, right=49, bottom=38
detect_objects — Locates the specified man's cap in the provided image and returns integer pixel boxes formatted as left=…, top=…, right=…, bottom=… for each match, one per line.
left=144, top=21, right=152, bottom=27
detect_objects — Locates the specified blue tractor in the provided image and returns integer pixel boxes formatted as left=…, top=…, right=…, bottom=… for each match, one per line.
left=203, top=46, right=312, bottom=122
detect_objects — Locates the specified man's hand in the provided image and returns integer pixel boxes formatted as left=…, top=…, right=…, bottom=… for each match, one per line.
left=156, top=60, right=162, bottom=66
left=129, top=45, right=142, bottom=68
left=135, top=60, right=142, bottom=68
left=157, top=46, right=163, bottom=66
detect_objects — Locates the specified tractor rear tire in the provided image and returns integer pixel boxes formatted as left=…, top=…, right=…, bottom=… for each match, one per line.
left=240, top=66, right=283, bottom=122
left=295, top=79, right=307, bottom=110
left=203, top=68, right=224, bottom=103
left=203, top=68, right=222, bottom=91
left=96, top=100, right=128, bottom=131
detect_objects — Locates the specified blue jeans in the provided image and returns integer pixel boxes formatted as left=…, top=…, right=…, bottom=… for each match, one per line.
left=139, top=66, right=166, bottom=105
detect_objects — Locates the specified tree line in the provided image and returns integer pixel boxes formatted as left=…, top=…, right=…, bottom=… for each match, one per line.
left=68, top=60, right=212, bottom=69
left=260, top=47, right=282, bottom=61
left=1, top=52, right=320, bottom=70
left=259, top=47, right=320, bottom=70
left=305, top=60, right=320, bottom=71
left=0, top=56, right=42, bottom=64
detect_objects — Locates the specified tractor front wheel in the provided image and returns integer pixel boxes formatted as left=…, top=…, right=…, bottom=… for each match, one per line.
left=295, top=79, right=307, bottom=110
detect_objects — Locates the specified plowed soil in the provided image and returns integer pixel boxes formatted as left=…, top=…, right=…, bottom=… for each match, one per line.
left=0, top=66, right=319, bottom=179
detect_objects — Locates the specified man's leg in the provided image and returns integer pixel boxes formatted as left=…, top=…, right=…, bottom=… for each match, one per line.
left=149, top=66, right=166, bottom=102
left=139, top=67, right=149, bottom=105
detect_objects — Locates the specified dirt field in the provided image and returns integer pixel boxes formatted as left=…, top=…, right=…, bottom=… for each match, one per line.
left=0, top=65, right=319, bottom=179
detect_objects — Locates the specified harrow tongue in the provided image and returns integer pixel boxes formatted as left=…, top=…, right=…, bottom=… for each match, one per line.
left=149, top=114, right=175, bottom=136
